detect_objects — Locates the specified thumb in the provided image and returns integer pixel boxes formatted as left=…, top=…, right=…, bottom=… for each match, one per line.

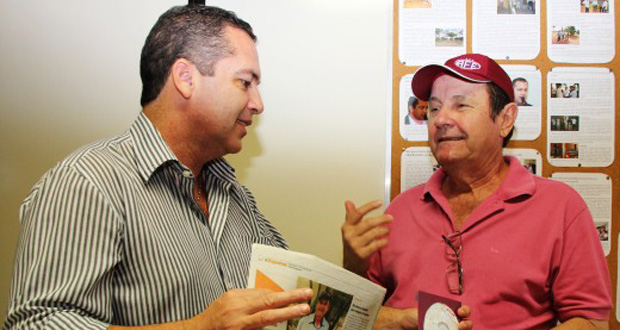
left=344, top=200, right=359, bottom=224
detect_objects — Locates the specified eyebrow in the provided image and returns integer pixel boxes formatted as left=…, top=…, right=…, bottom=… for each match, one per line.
left=236, top=69, right=261, bottom=84
left=429, top=94, right=468, bottom=103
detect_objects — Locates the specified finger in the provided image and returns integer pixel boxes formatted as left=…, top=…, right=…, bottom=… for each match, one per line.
left=248, top=288, right=314, bottom=314
left=244, top=303, right=311, bottom=329
left=353, top=222, right=390, bottom=248
left=353, top=237, right=389, bottom=259
left=355, top=200, right=384, bottom=218
left=343, top=214, right=392, bottom=243
left=344, top=200, right=383, bottom=224
left=357, top=214, right=393, bottom=236
left=344, top=200, right=361, bottom=224
left=458, top=320, right=474, bottom=330
left=457, top=305, right=471, bottom=318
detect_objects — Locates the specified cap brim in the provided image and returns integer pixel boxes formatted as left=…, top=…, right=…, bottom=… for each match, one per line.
left=411, top=64, right=491, bottom=101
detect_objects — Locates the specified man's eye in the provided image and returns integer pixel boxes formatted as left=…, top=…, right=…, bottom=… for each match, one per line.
left=240, top=80, right=251, bottom=89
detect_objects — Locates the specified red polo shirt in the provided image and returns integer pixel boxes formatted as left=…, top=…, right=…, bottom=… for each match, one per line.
left=368, top=157, right=611, bottom=329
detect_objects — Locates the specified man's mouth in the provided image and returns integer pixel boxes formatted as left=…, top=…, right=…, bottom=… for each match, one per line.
left=438, top=136, right=465, bottom=143
left=236, top=119, right=251, bottom=127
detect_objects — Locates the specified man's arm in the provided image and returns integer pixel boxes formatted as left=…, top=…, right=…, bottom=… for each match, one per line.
left=374, top=306, right=473, bottom=330
left=551, top=191, right=612, bottom=325
left=373, top=306, right=416, bottom=330
left=8, top=167, right=313, bottom=330
left=5, top=168, right=122, bottom=329
left=554, top=318, right=608, bottom=330
left=109, top=288, right=313, bottom=330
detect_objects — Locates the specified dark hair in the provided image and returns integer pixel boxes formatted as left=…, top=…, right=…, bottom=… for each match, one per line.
left=318, top=291, right=332, bottom=304
left=511, top=77, right=528, bottom=87
left=139, top=5, right=256, bottom=106
left=487, top=83, right=513, bottom=147
left=408, top=96, right=420, bottom=108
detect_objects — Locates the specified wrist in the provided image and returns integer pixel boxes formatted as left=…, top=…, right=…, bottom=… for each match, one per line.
left=404, top=308, right=418, bottom=329
left=185, top=313, right=208, bottom=330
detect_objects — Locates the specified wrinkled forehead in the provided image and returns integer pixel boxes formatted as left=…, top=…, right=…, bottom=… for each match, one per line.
left=429, top=74, right=490, bottom=102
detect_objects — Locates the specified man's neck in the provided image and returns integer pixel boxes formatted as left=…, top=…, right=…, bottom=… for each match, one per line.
left=440, top=156, right=510, bottom=229
left=441, top=156, right=509, bottom=202
left=143, top=103, right=219, bottom=177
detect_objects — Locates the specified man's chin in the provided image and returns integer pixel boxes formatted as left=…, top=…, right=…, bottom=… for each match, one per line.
left=228, top=146, right=243, bottom=155
left=225, top=141, right=243, bottom=155
left=432, top=151, right=465, bottom=167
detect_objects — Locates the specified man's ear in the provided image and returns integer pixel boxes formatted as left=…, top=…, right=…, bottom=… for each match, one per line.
left=498, top=102, right=518, bottom=139
left=170, top=58, right=194, bottom=100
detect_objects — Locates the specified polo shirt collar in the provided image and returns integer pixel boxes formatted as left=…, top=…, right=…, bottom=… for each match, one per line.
left=421, top=156, right=536, bottom=202
left=421, top=156, right=536, bottom=231
left=496, top=156, right=536, bottom=201
left=422, top=166, right=446, bottom=200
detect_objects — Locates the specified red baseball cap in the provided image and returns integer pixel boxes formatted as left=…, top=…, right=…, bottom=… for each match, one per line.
left=411, top=53, right=514, bottom=102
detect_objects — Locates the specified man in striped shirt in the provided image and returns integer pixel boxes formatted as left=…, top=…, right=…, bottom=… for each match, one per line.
left=5, top=5, right=313, bottom=330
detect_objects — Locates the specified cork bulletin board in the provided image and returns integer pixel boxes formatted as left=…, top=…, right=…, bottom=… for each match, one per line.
left=390, top=0, right=620, bottom=327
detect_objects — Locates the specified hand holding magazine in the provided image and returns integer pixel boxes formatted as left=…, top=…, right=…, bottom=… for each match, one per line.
left=247, top=244, right=386, bottom=330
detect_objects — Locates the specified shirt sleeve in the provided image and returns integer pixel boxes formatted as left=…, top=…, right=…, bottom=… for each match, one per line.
left=367, top=245, right=394, bottom=306
left=5, top=165, right=122, bottom=329
left=240, top=185, right=288, bottom=250
left=552, top=193, right=612, bottom=322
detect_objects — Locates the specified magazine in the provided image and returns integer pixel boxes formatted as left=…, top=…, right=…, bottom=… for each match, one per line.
left=247, top=244, right=386, bottom=330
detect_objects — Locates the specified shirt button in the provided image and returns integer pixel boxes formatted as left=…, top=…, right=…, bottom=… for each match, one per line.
left=182, top=170, right=193, bottom=178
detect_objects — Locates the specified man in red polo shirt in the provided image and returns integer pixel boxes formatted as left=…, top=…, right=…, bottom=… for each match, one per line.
left=342, top=54, right=612, bottom=329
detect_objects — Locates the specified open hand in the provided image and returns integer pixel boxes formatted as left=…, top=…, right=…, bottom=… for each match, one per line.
left=342, top=200, right=393, bottom=277
left=193, top=288, right=313, bottom=330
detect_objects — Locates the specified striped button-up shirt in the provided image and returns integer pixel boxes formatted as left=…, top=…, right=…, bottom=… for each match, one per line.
left=5, top=113, right=287, bottom=329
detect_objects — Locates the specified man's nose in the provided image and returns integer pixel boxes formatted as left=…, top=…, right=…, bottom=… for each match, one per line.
left=249, top=87, right=264, bottom=114
left=430, top=107, right=454, bottom=127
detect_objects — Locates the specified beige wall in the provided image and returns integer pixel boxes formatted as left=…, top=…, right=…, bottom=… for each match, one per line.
left=0, top=0, right=389, bottom=321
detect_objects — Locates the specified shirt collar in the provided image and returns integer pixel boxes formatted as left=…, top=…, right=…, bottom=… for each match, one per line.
left=130, top=112, right=238, bottom=185
left=422, top=156, right=536, bottom=202
left=305, top=314, right=325, bottom=327
left=204, top=158, right=238, bottom=186
left=130, top=112, right=178, bottom=183
left=421, top=164, right=445, bottom=201
left=495, top=156, right=536, bottom=200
